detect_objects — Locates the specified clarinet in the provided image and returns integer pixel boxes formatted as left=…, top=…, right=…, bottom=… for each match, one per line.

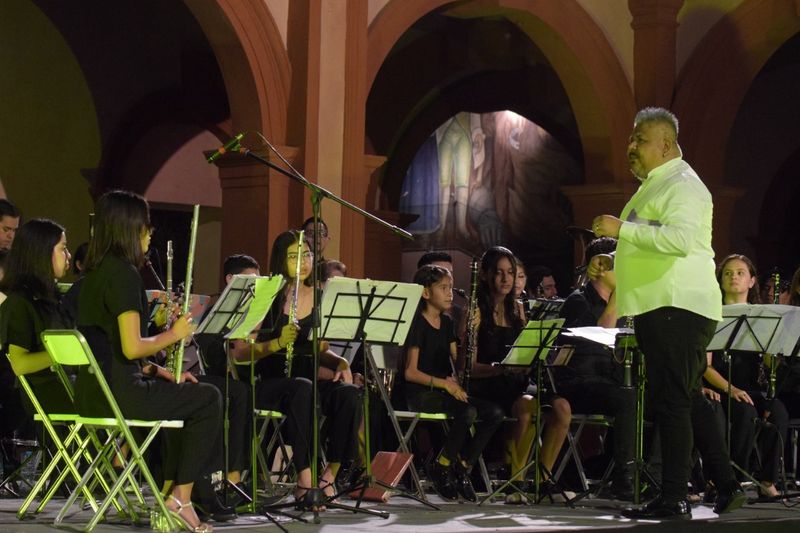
left=462, top=257, right=479, bottom=392
left=284, top=230, right=304, bottom=377
left=167, top=205, right=200, bottom=382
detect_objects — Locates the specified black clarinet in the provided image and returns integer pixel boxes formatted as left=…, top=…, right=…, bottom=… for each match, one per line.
left=462, top=258, right=479, bottom=392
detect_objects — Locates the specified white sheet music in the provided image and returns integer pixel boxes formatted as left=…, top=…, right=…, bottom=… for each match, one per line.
left=707, top=304, right=800, bottom=354
left=562, top=327, right=635, bottom=349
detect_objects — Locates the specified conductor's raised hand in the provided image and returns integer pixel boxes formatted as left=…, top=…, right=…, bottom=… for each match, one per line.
left=592, top=215, right=622, bottom=238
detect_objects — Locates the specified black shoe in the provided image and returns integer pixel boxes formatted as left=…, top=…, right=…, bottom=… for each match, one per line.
left=714, top=483, right=746, bottom=514
left=195, top=492, right=238, bottom=522
left=426, top=462, right=458, bottom=501
left=453, top=463, right=477, bottom=502
left=621, top=496, right=692, bottom=520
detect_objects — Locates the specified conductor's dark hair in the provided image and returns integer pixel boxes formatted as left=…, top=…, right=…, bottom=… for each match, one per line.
left=0, top=218, right=64, bottom=303
left=417, top=251, right=453, bottom=269
left=223, top=254, right=260, bottom=278
left=84, top=190, right=150, bottom=271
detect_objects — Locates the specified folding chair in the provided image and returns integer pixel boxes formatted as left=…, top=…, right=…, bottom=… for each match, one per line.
left=547, top=347, right=616, bottom=492
left=367, top=345, right=494, bottom=502
left=41, top=329, right=184, bottom=532
left=9, top=360, right=106, bottom=520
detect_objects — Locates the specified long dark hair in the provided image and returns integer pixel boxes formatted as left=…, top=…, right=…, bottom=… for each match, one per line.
left=84, top=190, right=150, bottom=271
left=269, top=230, right=313, bottom=287
left=790, top=265, right=800, bottom=307
left=716, top=253, right=761, bottom=304
left=0, top=218, right=64, bottom=304
left=478, top=246, right=523, bottom=330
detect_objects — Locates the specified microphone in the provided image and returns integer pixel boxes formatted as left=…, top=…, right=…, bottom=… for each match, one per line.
left=453, top=288, right=467, bottom=298
left=206, top=133, right=244, bottom=163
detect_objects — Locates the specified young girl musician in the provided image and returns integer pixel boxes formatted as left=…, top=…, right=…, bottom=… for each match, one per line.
left=466, top=246, right=571, bottom=502
left=405, top=265, right=504, bottom=501
left=1, top=219, right=74, bottom=414
left=76, top=190, right=221, bottom=533
left=242, top=230, right=360, bottom=507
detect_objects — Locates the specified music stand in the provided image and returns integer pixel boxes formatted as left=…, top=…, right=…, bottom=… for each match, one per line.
left=478, top=319, right=567, bottom=506
left=317, top=276, right=422, bottom=515
left=707, top=304, right=800, bottom=495
left=194, top=274, right=297, bottom=529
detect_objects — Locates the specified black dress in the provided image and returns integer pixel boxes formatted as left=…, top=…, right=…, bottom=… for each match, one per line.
left=76, top=254, right=223, bottom=485
left=468, top=319, right=531, bottom=415
left=255, top=291, right=361, bottom=467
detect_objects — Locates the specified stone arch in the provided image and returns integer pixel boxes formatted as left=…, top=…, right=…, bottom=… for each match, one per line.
left=185, top=0, right=291, bottom=142
left=673, top=0, right=800, bottom=187
left=366, top=0, right=636, bottom=188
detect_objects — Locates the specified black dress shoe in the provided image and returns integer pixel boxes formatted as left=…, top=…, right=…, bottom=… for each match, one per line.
left=426, top=462, right=458, bottom=501
left=453, top=463, right=477, bottom=503
left=622, top=496, right=692, bottom=520
left=714, top=483, right=746, bottom=514
left=195, top=493, right=238, bottom=522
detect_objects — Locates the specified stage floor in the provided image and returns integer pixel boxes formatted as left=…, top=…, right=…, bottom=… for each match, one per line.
left=2, top=490, right=800, bottom=533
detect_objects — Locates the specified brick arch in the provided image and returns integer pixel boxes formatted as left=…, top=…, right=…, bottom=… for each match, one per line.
left=673, top=0, right=800, bottom=188
left=185, top=0, right=291, bottom=141
left=366, top=0, right=635, bottom=186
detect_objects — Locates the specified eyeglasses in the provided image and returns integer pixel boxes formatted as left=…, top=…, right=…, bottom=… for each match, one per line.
left=287, top=251, right=313, bottom=261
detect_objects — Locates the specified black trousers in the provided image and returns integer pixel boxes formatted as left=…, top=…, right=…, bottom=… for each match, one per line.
left=318, top=380, right=362, bottom=465
left=720, top=392, right=788, bottom=483
left=407, top=387, right=504, bottom=467
left=635, top=307, right=716, bottom=503
left=558, top=379, right=636, bottom=478
left=197, top=374, right=250, bottom=473
left=115, top=379, right=223, bottom=485
left=255, top=377, right=312, bottom=471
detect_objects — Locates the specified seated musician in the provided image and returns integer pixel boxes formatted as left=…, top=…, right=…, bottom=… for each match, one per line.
left=232, top=230, right=360, bottom=508
left=465, top=246, right=571, bottom=503
left=703, top=253, right=788, bottom=500
left=555, top=237, right=636, bottom=500
left=405, top=265, right=504, bottom=502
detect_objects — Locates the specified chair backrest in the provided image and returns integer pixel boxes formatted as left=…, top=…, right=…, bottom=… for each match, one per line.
left=41, top=329, right=91, bottom=367
left=42, top=329, right=118, bottom=419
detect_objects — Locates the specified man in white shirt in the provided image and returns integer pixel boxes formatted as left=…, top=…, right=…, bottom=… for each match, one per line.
left=592, top=108, right=742, bottom=519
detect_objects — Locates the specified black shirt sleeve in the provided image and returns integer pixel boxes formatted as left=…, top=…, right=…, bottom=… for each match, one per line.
left=560, top=291, right=595, bottom=328
left=105, top=261, right=145, bottom=320
left=1, top=293, right=41, bottom=353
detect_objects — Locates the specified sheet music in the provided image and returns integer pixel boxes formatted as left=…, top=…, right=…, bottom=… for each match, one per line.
left=500, top=318, right=565, bottom=366
left=707, top=303, right=800, bottom=354
left=319, top=276, right=422, bottom=345
left=229, top=276, right=285, bottom=339
left=562, top=326, right=635, bottom=349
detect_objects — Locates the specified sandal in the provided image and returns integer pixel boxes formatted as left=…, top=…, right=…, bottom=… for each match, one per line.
left=319, top=479, right=339, bottom=503
left=165, top=494, right=213, bottom=533
left=293, top=485, right=326, bottom=512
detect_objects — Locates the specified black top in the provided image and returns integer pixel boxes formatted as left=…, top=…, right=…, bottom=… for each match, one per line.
left=558, top=283, right=620, bottom=382
left=76, top=254, right=148, bottom=388
left=404, top=312, right=456, bottom=395
left=475, top=320, right=520, bottom=367
left=0, top=292, right=70, bottom=377
left=255, top=292, right=315, bottom=380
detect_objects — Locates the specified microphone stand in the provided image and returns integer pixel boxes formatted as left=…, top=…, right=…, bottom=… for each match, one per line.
left=226, top=134, right=412, bottom=521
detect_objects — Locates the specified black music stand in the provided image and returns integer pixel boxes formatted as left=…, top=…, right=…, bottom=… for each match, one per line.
left=194, top=274, right=298, bottom=529
left=478, top=318, right=567, bottom=506
left=316, top=276, right=423, bottom=515
left=707, top=304, right=800, bottom=495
